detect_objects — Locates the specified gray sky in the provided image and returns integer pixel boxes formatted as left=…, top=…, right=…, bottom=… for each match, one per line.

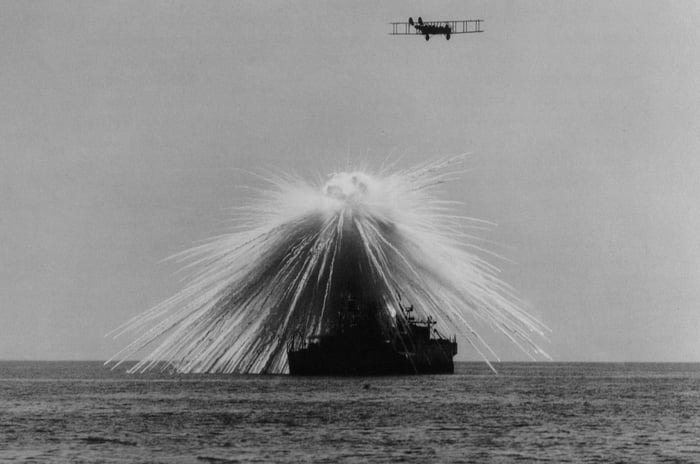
left=2, top=1, right=699, bottom=362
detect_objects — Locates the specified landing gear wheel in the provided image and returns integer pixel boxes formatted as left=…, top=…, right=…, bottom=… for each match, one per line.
left=425, top=34, right=430, bottom=41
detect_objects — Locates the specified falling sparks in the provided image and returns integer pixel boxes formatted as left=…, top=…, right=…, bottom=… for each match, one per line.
left=108, top=156, right=549, bottom=374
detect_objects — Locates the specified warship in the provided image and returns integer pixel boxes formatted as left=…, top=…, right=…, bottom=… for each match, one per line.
left=287, top=293, right=457, bottom=375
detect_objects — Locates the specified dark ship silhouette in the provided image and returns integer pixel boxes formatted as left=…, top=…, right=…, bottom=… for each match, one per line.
left=287, top=291, right=457, bottom=375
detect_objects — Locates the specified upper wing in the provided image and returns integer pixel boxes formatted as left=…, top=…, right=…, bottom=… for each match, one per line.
left=389, top=20, right=484, bottom=35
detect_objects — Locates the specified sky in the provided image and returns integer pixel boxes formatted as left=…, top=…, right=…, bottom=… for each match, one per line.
left=1, top=1, right=699, bottom=362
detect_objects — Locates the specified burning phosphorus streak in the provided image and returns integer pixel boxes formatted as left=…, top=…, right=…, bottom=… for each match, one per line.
left=108, top=156, right=550, bottom=374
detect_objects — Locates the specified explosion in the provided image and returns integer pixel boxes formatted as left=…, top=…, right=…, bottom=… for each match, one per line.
left=109, top=157, right=548, bottom=373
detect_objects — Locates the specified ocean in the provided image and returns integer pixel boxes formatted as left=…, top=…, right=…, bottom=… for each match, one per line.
left=0, top=362, right=698, bottom=463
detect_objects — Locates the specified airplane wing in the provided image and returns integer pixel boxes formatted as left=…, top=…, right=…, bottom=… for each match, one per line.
left=389, top=20, right=484, bottom=35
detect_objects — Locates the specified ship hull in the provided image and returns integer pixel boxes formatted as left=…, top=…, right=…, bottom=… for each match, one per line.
left=287, top=337, right=456, bottom=376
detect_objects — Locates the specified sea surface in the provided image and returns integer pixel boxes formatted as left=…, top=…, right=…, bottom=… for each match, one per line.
left=0, top=362, right=698, bottom=463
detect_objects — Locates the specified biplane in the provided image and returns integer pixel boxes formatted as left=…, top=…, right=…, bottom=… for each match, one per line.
left=389, top=17, right=484, bottom=41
